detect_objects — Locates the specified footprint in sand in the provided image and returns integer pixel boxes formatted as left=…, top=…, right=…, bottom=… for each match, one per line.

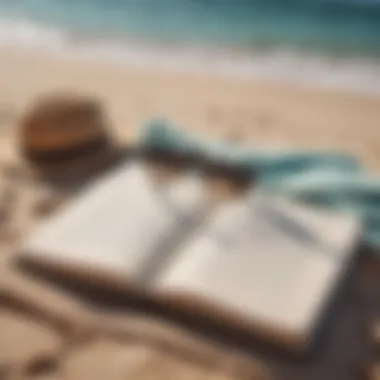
left=0, top=103, right=17, bottom=130
left=32, top=193, right=66, bottom=220
left=256, top=110, right=274, bottom=131
left=206, top=106, right=274, bottom=140
left=205, top=106, right=223, bottom=124
left=0, top=185, right=21, bottom=243
left=2, top=162, right=34, bottom=184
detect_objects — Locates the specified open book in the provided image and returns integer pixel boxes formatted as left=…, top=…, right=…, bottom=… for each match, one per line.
left=17, top=161, right=360, bottom=354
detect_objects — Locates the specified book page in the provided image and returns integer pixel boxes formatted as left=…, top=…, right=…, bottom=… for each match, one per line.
left=154, top=195, right=360, bottom=346
left=19, top=162, right=209, bottom=285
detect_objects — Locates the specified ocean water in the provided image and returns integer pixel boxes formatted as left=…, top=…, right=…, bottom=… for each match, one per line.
left=1, top=0, right=380, bottom=94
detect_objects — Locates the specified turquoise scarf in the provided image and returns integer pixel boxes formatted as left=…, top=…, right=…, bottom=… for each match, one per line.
left=140, top=119, right=380, bottom=248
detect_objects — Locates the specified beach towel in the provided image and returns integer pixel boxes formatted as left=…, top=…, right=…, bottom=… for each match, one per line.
left=139, top=119, right=380, bottom=249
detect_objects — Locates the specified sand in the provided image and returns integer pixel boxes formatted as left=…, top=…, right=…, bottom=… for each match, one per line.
left=1, top=47, right=380, bottom=169
left=0, top=46, right=380, bottom=379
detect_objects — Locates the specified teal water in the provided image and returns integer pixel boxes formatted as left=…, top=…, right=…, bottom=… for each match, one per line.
left=1, top=0, right=380, bottom=95
left=0, top=0, right=380, bottom=55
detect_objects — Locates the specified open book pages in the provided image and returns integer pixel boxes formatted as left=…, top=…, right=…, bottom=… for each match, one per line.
left=154, top=195, right=361, bottom=351
left=17, top=159, right=361, bottom=353
left=19, top=161, right=210, bottom=284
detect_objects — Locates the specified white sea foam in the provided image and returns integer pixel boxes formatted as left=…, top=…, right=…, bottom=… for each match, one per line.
left=0, top=18, right=66, bottom=49
left=1, top=17, right=380, bottom=97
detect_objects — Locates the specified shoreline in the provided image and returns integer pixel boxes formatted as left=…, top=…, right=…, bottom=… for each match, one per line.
left=1, top=17, right=380, bottom=97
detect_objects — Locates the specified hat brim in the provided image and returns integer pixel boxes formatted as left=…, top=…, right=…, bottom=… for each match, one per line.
left=29, top=140, right=129, bottom=184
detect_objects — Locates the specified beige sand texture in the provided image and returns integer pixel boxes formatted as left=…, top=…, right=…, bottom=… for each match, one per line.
left=0, top=252, right=272, bottom=380
left=0, top=46, right=380, bottom=380
left=1, top=48, right=380, bottom=169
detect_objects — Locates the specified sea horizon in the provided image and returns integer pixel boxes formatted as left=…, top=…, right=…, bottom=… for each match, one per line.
left=1, top=0, right=380, bottom=96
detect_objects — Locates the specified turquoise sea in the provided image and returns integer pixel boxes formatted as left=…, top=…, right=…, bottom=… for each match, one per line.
left=1, top=0, right=380, bottom=94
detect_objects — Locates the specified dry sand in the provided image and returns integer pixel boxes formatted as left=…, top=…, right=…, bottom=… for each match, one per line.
left=0, top=46, right=380, bottom=380
left=1, top=48, right=380, bottom=169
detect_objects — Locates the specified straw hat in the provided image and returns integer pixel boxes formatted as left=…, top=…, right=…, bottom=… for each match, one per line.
left=18, top=93, right=123, bottom=181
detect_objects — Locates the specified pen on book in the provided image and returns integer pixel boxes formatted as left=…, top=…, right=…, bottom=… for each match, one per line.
left=257, top=203, right=333, bottom=256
